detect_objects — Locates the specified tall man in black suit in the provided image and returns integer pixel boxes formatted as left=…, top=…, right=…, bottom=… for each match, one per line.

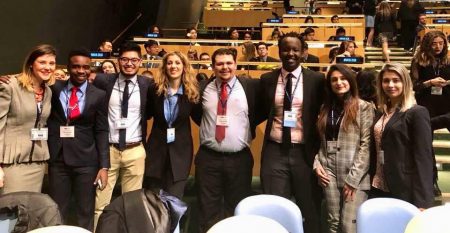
left=47, top=49, right=109, bottom=231
left=93, top=42, right=152, bottom=228
left=259, top=32, right=325, bottom=233
left=192, top=48, right=263, bottom=233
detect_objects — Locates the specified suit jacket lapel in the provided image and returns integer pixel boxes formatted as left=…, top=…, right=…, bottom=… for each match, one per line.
left=54, top=81, right=68, bottom=121
left=382, top=109, right=401, bottom=138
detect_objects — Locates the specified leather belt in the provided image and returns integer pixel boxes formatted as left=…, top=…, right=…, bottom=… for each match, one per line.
left=110, top=142, right=141, bottom=151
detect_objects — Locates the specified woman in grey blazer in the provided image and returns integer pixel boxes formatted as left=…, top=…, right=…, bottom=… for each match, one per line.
left=0, top=44, right=56, bottom=194
left=314, top=64, right=373, bottom=233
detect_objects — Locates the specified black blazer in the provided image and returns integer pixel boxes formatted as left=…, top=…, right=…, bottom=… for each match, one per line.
left=145, top=84, right=199, bottom=181
left=192, top=75, right=262, bottom=139
left=369, top=105, right=434, bottom=208
left=93, top=73, right=152, bottom=144
left=48, top=80, right=109, bottom=168
left=259, top=68, right=325, bottom=166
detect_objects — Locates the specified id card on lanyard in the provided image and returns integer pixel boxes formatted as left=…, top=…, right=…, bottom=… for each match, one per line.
left=31, top=102, right=48, bottom=140
left=283, top=73, right=301, bottom=128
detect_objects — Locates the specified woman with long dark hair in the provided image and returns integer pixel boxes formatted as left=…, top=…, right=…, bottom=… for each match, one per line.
left=314, top=64, right=373, bottom=233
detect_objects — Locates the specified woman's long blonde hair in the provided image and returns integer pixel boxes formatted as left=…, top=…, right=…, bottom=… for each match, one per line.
left=377, top=1, right=393, bottom=21
left=17, top=44, right=56, bottom=91
left=376, top=63, right=416, bottom=113
left=155, top=51, right=199, bottom=103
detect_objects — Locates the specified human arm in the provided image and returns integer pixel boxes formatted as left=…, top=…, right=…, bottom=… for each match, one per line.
left=431, top=112, right=450, bottom=130
left=0, top=83, right=12, bottom=188
left=313, top=155, right=330, bottom=187
left=411, top=60, right=448, bottom=94
left=94, top=91, right=110, bottom=189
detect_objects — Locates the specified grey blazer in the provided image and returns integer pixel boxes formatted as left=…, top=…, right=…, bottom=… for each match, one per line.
left=315, top=100, right=374, bottom=190
left=0, top=78, right=51, bottom=164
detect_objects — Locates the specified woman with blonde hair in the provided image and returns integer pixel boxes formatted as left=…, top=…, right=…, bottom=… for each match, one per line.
left=0, top=44, right=56, bottom=193
left=144, top=51, right=200, bottom=198
left=314, top=64, right=373, bottom=233
left=369, top=63, right=434, bottom=209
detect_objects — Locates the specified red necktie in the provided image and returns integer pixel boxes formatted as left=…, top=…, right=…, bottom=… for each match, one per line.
left=215, top=82, right=228, bottom=142
left=69, top=86, right=80, bottom=120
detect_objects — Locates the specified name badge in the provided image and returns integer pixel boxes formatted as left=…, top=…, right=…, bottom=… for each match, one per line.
left=115, top=118, right=128, bottom=129
left=378, top=150, right=385, bottom=165
left=30, top=128, right=48, bottom=141
left=60, top=126, right=75, bottom=138
left=431, top=86, right=443, bottom=95
left=327, top=140, right=338, bottom=153
left=167, top=128, right=175, bottom=143
left=283, top=111, right=297, bottom=128
left=216, top=115, right=229, bottom=126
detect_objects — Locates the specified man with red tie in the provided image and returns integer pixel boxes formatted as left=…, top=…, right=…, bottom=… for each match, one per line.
left=47, top=49, right=109, bottom=231
left=192, top=48, right=262, bottom=233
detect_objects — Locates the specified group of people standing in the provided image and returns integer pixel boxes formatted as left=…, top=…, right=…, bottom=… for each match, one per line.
left=0, top=29, right=446, bottom=233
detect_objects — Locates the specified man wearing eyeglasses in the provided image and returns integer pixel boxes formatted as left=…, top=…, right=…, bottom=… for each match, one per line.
left=91, top=42, right=152, bottom=229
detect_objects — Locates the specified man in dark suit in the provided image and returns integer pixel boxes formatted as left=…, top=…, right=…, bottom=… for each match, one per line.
left=47, top=49, right=109, bottom=231
left=250, top=42, right=280, bottom=62
left=192, top=48, right=262, bottom=233
left=302, top=41, right=320, bottom=72
left=93, top=42, right=152, bottom=228
left=142, top=40, right=162, bottom=68
left=259, top=32, right=325, bottom=233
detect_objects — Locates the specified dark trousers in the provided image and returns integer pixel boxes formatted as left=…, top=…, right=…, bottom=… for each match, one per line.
left=401, top=20, right=418, bottom=50
left=261, top=141, right=322, bottom=233
left=195, top=146, right=253, bottom=233
left=48, top=161, right=98, bottom=231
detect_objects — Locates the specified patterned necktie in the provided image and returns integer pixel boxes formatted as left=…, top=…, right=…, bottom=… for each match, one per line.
left=283, top=73, right=293, bottom=147
left=215, top=81, right=228, bottom=142
left=69, top=86, right=80, bottom=120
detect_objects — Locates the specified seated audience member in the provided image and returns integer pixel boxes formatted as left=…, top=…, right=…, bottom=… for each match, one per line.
left=305, top=16, right=315, bottom=24
left=251, top=42, right=279, bottom=62
left=239, top=41, right=257, bottom=70
left=228, top=28, right=240, bottom=46
left=314, top=7, right=322, bottom=15
left=187, top=49, right=199, bottom=61
left=148, top=25, right=162, bottom=37
left=98, top=40, right=113, bottom=52
left=98, top=60, right=117, bottom=74
left=141, top=70, right=153, bottom=79
left=199, top=52, right=212, bottom=70
left=270, top=27, right=283, bottom=40
left=243, top=32, right=253, bottom=41
left=302, top=42, right=320, bottom=71
left=328, top=46, right=340, bottom=63
left=303, top=27, right=318, bottom=41
left=331, top=15, right=340, bottom=23
left=328, top=27, right=346, bottom=41
left=336, top=41, right=361, bottom=59
left=143, top=40, right=161, bottom=68
left=186, top=27, right=198, bottom=39
left=52, top=69, right=67, bottom=80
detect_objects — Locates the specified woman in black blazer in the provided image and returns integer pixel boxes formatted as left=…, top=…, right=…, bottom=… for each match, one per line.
left=370, top=63, right=434, bottom=209
left=145, top=51, right=200, bottom=198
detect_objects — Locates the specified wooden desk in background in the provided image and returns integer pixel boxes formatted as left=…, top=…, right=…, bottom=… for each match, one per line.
left=282, top=14, right=365, bottom=24
left=203, top=8, right=274, bottom=27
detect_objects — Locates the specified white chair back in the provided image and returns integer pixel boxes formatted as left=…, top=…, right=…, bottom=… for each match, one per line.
left=234, top=194, right=303, bottom=233
left=28, top=225, right=92, bottom=233
left=207, top=215, right=289, bottom=233
left=356, top=198, right=420, bottom=233
left=404, top=205, right=450, bottom=233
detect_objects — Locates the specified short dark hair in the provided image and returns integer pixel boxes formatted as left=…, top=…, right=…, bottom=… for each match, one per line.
left=68, top=48, right=91, bottom=64
left=144, top=39, right=158, bottom=48
left=336, top=27, right=346, bottom=35
left=119, top=42, right=142, bottom=57
left=278, top=31, right=304, bottom=51
left=331, top=15, right=339, bottom=21
left=228, top=28, right=239, bottom=38
left=186, top=27, right=197, bottom=33
left=199, top=52, right=210, bottom=59
left=256, top=41, right=269, bottom=49
left=211, top=48, right=237, bottom=66
left=100, top=39, right=111, bottom=46
left=304, top=27, right=315, bottom=35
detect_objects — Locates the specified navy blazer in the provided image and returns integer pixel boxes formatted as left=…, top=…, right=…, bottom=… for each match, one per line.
left=93, top=73, right=152, bottom=144
left=47, top=80, right=109, bottom=168
left=369, top=105, right=434, bottom=208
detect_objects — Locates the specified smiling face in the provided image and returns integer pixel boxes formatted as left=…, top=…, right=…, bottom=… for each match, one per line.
left=165, top=54, right=184, bottom=80
left=118, top=51, right=142, bottom=77
left=31, top=54, right=56, bottom=82
left=330, top=70, right=350, bottom=97
left=213, top=54, right=236, bottom=81
left=68, top=55, right=91, bottom=85
left=382, top=70, right=404, bottom=102
left=102, top=62, right=116, bottom=74
left=279, top=36, right=302, bottom=72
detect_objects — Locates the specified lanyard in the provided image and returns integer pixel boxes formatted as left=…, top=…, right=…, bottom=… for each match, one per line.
left=433, top=59, right=440, bottom=76
left=282, top=72, right=302, bottom=105
left=34, top=102, right=44, bottom=129
left=331, top=105, right=343, bottom=141
left=216, top=78, right=237, bottom=110
left=166, top=90, right=179, bottom=128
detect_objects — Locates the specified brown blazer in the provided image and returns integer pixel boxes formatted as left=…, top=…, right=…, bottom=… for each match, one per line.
left=314, top=100, right=374, bottom=190
left=0, top=78, right=51, bottom=164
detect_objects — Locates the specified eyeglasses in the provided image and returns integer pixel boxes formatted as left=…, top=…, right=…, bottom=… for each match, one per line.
left=119, top=57, right=141, bottom=65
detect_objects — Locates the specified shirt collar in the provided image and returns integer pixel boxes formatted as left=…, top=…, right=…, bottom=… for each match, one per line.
left=169, top=85, right=184, bottom=96
left=118, top=73, right=138, bottom=84
left=67, top=79, right=87, bottom=94
left=216, top=76, right=237, bottom=88
left=281, top=66, right=302, bottom=79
